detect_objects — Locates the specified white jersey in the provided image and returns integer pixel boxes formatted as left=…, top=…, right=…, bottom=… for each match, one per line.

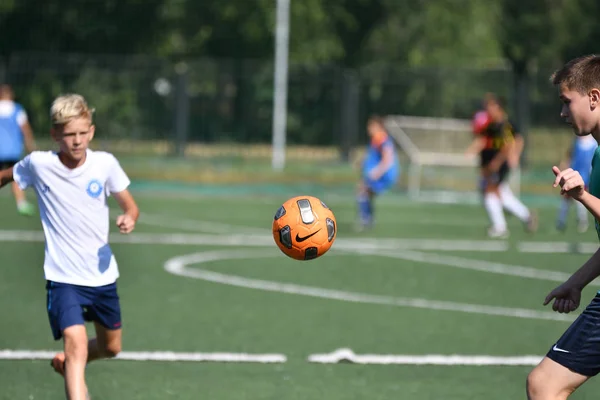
left=13, top=150, right=131, bottom=287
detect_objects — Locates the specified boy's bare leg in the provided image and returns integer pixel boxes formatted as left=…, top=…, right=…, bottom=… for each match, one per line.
left=527, top=357, right=588, bottom=400
left=53, top=322, right=122, bottom=373
left=62, top=325, right=89, bottom=400
left=87, top=322, right=122, bottom=363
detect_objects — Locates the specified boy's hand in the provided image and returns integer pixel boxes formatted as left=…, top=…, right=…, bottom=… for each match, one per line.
left=368, top=168, right=382, bottom=181
left=116, top=214, right=136, bottom=234
left=553, top=166, right=585, bottom=200
left=543, top=281, right=582, bottom=313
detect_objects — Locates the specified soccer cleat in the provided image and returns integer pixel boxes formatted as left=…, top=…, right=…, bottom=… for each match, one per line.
left=17, top=202, right=35, bottom=217
left=354, top=219, right=373, bottom=233
left=525, top=210, right=538, bottom=233
left=487, top=227, right=509, bottom=239
left=50, top=353, right=66, bottom=376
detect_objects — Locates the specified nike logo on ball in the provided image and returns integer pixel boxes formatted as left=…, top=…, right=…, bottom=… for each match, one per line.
left=295, top=230, right=321, bottom=242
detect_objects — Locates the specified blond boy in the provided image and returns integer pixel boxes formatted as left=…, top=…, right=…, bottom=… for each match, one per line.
left=0, top=94, right=139, bottom=400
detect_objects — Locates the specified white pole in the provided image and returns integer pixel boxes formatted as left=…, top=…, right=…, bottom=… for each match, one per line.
left=272, top=0, right=290, bottom=171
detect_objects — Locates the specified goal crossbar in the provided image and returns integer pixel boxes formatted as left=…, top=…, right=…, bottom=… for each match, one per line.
left=383, top=115, right=520, bottom=201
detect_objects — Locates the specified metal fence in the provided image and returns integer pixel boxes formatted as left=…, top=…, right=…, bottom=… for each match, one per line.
left=2, top=52, right=565, bottom=156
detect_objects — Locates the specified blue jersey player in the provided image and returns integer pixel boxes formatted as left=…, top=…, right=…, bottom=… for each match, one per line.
left=556, top=135, right=597, bottom=233
left=356, top=116, right=400, bottom=231
left=0, top=84, right=37, bottom=216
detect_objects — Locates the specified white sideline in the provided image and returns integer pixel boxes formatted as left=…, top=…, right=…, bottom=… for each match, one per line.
left=0, top=349, right=544, bottom=366
left=0, top=350, right=287, bottom=363
left=307, top=348, right=543, bottom=366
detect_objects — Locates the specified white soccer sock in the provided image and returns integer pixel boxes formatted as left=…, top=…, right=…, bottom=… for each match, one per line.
left=576, top=201, right=588, bottom=224
left=499, top=183, right=530, bottom=222
left=484, top=192, right=507, bottom=231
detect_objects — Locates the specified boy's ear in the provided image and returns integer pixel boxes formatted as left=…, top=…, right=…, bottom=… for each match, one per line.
left=590, top=88, right=600, bottom=108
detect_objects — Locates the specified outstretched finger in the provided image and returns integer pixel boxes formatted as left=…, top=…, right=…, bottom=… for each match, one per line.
left=554, top=168, right=573, bottom=187
left=544, top=291, right=556, bottom=306
left=553, top=171, right=565, bottom=188
left=552, top=166, right=561, bottom=177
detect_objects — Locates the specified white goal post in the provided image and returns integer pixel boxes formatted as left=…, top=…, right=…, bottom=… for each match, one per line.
left=383, top=115, right=521, bottom=203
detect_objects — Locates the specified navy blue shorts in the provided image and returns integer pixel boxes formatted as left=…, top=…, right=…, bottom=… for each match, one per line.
left=546, top=293, right=600, bottom=377
left=0, top=160, right=19, bottom=170
left=46, top=280, right=122, bottom=341
left=480, top=162, right=510, bottom=191
left=363, top=171, right=399, bottom=195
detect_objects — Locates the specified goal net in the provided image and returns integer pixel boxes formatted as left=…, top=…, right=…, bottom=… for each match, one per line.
left=384, top=115, right=521, bottom=204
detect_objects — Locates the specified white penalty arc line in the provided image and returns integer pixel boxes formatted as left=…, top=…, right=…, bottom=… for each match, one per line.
left=164, top=250, right=574, bottom=322
left=307, top=348, right=543, bottom=366
left=0, top=350, right=286, bottom=363
left=358, top=248, right=599, bottom=286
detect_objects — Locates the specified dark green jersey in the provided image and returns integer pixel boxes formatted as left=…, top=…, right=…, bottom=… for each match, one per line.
left=588, top=146, right=600, bottom=239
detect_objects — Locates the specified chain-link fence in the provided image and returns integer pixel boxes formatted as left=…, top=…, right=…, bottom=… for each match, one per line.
left=2, top=52, right=565, bottom=156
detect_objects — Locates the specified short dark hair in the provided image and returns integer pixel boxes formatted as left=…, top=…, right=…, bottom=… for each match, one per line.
left=483, top=92, right=506, bottom=109
left=0, top=84, right=13, bottom=98
left=551, top=54, right=600, bottom=94
left=368, top=115, right=385, bottom=126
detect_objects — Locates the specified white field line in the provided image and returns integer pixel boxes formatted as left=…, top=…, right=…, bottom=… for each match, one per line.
left=110, top=210, right=263, bottom=235
left=0, top=349, right=286, bottom=363
left=307, top=348, right=542, bottom=366
left=116, top=209, right=600, bottom=254
left=357, top=248, right=599, bottom=286
left=3, top=229, right=595, bottom=255
left=0, top=348, right=543, bottom=366
left=0, top=230, right=593, bottom=286
left=518, top=242, right=599, bottom=254
left=164, top=250, right=574, bottom=322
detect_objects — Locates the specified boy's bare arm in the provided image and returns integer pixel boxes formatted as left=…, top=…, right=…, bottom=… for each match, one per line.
left=566, top=248, right=600, bottom=290
left=513, top=135, right=524, bottom=157
left=20, top=121, right=36, bottom=153
left=577, top=191, right=600, bottom=224
left=0, top=167, right=14, bottom=189
left=112, top=189, right=139, bottom=234
left=465, top=137, right=485, bottom=156
left=544, top=247, right=600, bottom=313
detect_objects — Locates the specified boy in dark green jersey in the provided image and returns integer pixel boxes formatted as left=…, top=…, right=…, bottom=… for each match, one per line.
left=527, top=54, right=600, bottom=399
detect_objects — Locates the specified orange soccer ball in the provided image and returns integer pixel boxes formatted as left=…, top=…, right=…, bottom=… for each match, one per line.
left=272, top=195, right=337, bottom=260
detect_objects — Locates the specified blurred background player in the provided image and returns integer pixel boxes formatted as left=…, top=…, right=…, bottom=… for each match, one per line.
left=0, top=84, right=36, bottom=216
left=466, top=93, right=537, bottom=238
left=556, top=134, right=597, bottom=232
left=356, top=115, right=400, bottom=231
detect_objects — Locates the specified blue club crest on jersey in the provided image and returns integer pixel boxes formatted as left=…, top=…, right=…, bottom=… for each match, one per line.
left=86, top=179, right=103, bottom=198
